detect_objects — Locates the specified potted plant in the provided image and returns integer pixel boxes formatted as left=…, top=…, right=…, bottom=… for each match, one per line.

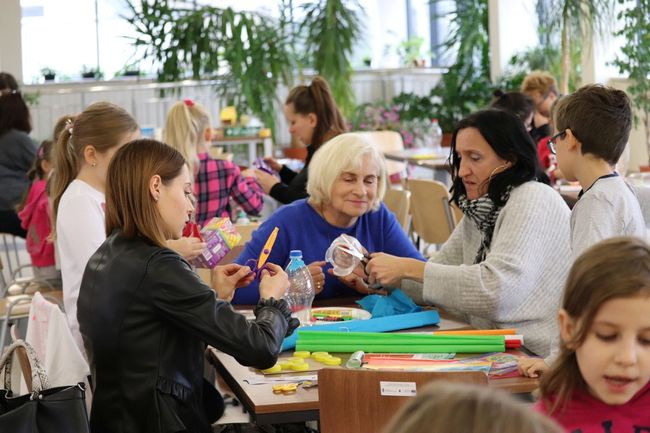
left=612, top=0, right=650, bottom=167
left=81, top=65, right=102, bottom=79
left=299, top=0, right=363, bottom=116
left=397, top=36, right=428, bottom=67
left=430, top=0, right=493, bottom=136
left=40, top=67, right=56, bottom=81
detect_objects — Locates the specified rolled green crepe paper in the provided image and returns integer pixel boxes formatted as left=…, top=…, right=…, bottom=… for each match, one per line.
left=297, top=337, right=504, bottom=346
left=296, top=331, right=504, bottom=345
left=295, top=343, right=505, bottom=353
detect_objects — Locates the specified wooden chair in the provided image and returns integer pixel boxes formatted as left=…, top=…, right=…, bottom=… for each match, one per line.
left=358, top=131, right=406, bottom=183
left=406, top=179, right=459, bottom=251
left=318, top=368, right=487, bottom=433
left=383, top=188, right=411, bottom=232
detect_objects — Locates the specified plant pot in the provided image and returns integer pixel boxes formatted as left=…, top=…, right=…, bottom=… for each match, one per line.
left=123, top=70, right=140, bottom=77
left=82, top=72, right=96, bottom=79
left=43, top=73, right=55, bottom=81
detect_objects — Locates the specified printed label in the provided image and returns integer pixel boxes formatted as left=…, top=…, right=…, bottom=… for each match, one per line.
left=379, top=381, right=417, bottom=397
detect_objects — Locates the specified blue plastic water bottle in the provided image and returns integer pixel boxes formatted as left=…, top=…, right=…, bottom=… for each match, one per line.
left=285, top=250, right=315, bottom=326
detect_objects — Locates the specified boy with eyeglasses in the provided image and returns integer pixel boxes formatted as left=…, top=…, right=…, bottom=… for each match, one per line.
left=548, top=84, right=644, bottom=258
left=519, top=84, right=646, bottom=379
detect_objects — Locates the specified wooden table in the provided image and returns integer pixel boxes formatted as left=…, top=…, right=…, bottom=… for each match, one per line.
left=384, top=149, right=451, bottom=184
left=207, top=306, right=539, bottom=424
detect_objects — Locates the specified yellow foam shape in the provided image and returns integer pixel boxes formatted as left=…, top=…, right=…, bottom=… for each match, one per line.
left=279, top=361, right=293, bottom=369
left=313, top=355, right=333, bottom=363
left=322, top=357, right=342, bottom=366
left=262, top=364, right=282, bottom=374
left=289, top=362, right=309, bottom=371
left=311, top=352, right=329, bottom=358
left=293, top=351, right=311, bottom=358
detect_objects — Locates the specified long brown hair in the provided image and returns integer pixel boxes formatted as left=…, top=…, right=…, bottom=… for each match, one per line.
left=50, top=102, right=138, bottom=238
left=384, top=381, right=562, bottom=433
left=16, top=139, right=54, bottom=212
left=105, top=139, right=186, bottom=247
left=285, top=76, right=346, bottom=150
left=539, top=236, right=650, bottom=414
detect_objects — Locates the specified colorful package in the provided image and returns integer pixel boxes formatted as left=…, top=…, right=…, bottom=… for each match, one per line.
left=190, top=218, right=242, bottom=268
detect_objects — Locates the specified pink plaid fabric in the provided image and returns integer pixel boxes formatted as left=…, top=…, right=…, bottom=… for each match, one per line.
left=194, top=152, right=263, bottom=227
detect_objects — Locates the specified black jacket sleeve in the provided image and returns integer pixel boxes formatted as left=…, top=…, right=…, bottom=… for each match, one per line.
left=269, top=166, right=309, bottom=204
left=147, top=251, right=293, bottom=369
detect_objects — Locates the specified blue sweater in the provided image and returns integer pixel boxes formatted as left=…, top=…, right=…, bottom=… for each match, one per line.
left=233, top=199, right=425, bottom=304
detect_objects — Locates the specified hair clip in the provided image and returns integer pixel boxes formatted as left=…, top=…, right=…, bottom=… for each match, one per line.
left=37, top=146, right=45, bottom=159
left=65, top=118, right=74, bottom=136
left=183, top=99, right=194, bottom=107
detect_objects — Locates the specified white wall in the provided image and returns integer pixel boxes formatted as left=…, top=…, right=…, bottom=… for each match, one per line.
left=0, top=0, right=23, bottom=80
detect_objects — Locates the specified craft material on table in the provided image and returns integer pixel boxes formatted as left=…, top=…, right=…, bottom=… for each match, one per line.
left=311, top=307, right=371, bottom=323
left=188, top=218, right=242, bottom=268
left=259, top=351, right=345, bottom=375
left=281, top=310, right=441, bottom=351
left=356, top=289, right=421, bottom=318
left=295, top=331, right=506, bottom=353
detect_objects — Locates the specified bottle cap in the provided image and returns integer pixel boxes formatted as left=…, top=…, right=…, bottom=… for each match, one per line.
left=289, top=250, right=303, bottom=259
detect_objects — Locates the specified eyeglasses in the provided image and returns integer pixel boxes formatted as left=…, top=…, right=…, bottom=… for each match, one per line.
left=547, top=130, right=566, bottom=155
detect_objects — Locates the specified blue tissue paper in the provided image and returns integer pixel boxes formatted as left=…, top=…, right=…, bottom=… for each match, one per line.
left=356, top=289, right=422, bottom=318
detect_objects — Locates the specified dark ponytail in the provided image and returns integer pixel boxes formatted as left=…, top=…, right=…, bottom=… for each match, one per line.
left=285, top=76, right=347, bottom=150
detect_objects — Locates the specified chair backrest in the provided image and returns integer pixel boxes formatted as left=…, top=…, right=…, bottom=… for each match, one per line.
left=357, top=131, right=406, bottom=178
left=406, top=178, right=457, bottom=244
left=318, top=368, right=488, bottom=433
left=0, top=233, right=30, bottom=286
left=383, top=188, right=411, bottom=232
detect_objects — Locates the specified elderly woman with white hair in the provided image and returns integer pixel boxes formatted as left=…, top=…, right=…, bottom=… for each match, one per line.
left=232, top=132, right=424, bottom=304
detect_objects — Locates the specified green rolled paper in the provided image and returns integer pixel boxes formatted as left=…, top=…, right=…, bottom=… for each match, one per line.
left=295, top=343, right=504, bottom=353
left=297, top=330, right=504, bottom=346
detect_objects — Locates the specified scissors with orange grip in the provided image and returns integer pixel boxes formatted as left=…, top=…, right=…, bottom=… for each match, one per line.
left=245, top=227, right=279, bottom=280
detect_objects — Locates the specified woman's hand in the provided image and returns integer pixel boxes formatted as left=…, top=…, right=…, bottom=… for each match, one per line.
left=212, top=264, right=253, bottom=302
left=263, top=157, right=283, bottom=172
left=241, top=168, right=257, bottom=179
left=308, top=261, right=326, bottom=294
left=517, top=358, right=549, bottom=378
left=259, top=263, right=289, bottom=300
left=365, top=254, right=426, bottom=287
left=167, top=237, right=206, bottom=260
left=329, top=267, right=386, bottom=295
left=254, top=169, right=281, bottom=193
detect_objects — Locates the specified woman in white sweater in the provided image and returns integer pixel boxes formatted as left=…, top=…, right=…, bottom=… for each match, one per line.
left=367, top=109, right=571, bottom=357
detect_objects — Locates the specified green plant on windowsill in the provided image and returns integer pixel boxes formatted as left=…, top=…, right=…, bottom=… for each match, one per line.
left=397, top=36, right=429, bottom=67
left=80, top=65, right=103, bottom=80
left=40, top=67, right=56, bottom=81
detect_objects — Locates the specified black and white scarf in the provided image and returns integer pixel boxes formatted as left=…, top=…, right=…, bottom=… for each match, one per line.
left=457, top=186, right=512, bottom=264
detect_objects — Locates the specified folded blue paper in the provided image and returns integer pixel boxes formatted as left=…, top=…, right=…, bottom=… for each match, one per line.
left=355, top=289, right=422, bottom=318
left=281, top=309, right=440, bottom=351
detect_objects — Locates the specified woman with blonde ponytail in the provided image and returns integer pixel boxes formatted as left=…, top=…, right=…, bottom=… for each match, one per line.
left=51, top=101, right=140, bottom=354
left=164, top=100, right=264, bottom=226
left=246, top=76, right=347, bottom=204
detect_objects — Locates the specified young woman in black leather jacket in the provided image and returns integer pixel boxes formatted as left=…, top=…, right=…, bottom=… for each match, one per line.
left=78, top=138, right=298, bottom=433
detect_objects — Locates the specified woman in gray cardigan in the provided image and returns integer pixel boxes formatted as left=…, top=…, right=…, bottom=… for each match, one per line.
left=367, top=109, right=571, bottom=357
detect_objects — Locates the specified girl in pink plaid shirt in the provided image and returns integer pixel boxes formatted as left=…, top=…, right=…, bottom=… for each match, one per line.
left=164, top=100, right=263, bottom=227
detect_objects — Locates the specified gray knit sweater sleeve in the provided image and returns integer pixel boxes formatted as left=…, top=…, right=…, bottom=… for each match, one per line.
left=402, top=182, right=571, bottom=357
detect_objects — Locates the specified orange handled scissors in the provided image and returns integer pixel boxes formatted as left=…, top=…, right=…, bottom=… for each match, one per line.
left=257, top=227, right=279, bottom=269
